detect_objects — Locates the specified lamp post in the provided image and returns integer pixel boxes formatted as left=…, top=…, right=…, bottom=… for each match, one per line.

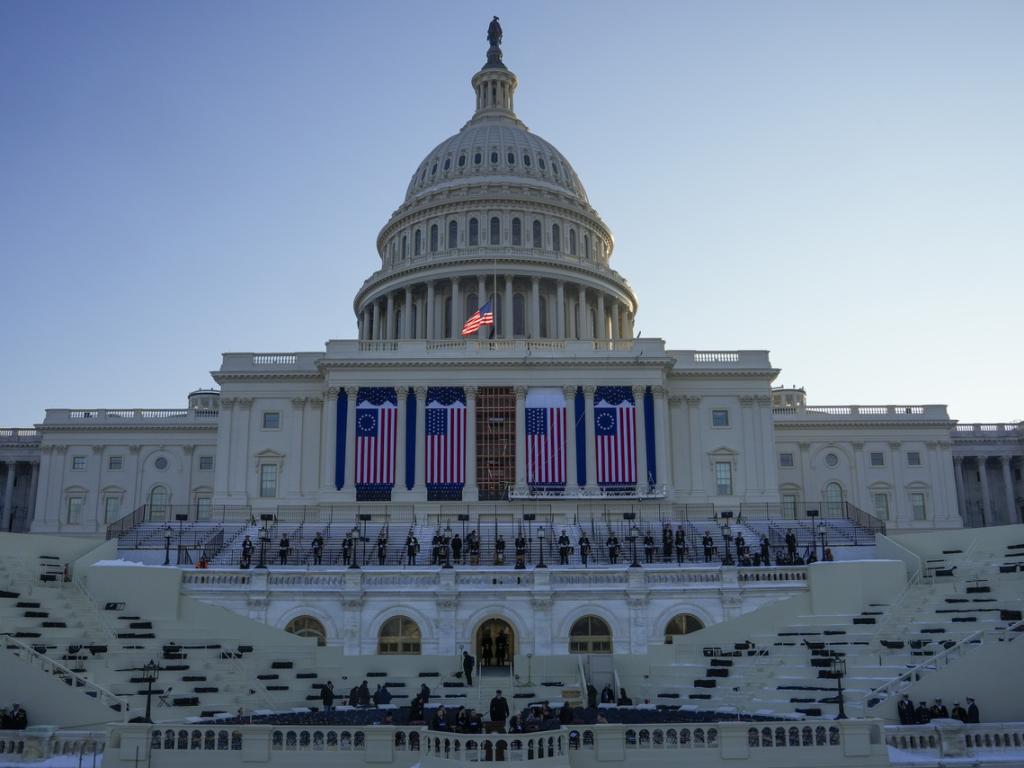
left=536, top=526, right=547, bottom=568
left=721, top=522, right=734, bottom=566
left=819, top=522, right=828, bottom=562
left=141, top=659, right=161, bottom=722
left=176, top=516, right=185, bottom=565
left=629, top=524, right=641, bottom=568
left=832, top=656, right=847, bottom=719
left=349, top=525, right=361, bottom=570
left=442, top=524, right=454, bottom=569
left=162, top=526, right=172, bottom=566
left=257, top=524, right=269, bottom=569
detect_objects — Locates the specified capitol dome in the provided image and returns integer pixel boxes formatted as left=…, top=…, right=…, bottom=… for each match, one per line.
left=354, top=22, right=637, bottom=343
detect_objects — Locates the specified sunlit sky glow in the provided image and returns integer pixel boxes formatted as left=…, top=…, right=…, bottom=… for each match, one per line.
left=2, top=1, right=1021, bottom=426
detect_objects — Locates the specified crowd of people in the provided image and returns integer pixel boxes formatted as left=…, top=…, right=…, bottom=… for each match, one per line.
left=227, top=522, right=837, bottom=569
left=0, top=703, right=28, bottom=730
left=897, top=695, right=981, bottom=725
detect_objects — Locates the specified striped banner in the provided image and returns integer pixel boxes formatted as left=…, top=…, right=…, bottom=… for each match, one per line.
left=355, top=387, right=397, bottom=490
left=594, top=386, right=636, bottom=486
left=426, top=387, right=466, bottom=492
left=526, top=387, right=566, bottom=486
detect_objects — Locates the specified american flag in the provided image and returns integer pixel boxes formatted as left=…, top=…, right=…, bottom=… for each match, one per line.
left=461, top=301, right=494, bottom=336
left=426, top=387, right=466, bottom=488
left=355, top=387, right=397, bottom=488
left=594, top=386, right=636, bottom=486
left=526, top=388, right=566, bottom=485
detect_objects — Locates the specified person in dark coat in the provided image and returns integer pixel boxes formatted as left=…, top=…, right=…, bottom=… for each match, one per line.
left=735, top=532, right=746, bottom=559
left=495, top=630, right=509, bottom=667
left=494, top=535, right=506, bottom=565
left=579, top=534, right=591, bottom=566
left=951, top=702, right=968, bottom=723
left=785, top=529, right=797, bottom=561
left=915, top=701, right=931, bottom=724
left=662, top=526, right=674, bottom=562
left=462, top=650, right=475, bottom=685
left=451, top=533, right=463, bottom=564
left=702, top=531, right=714, bottom=562
left=320, top=680, right=335, bottom=711
left=376, top=530, right=388, bottom=565
left=408, top=694, right=425, bottom=723
left=406, top=533, right=419, bottom=565
left=489, top=689, right=510, bottom=727
left=278, top=534, right=290, bottom=565
left=760, top=536, right=771, bottom=566
left=586, top=683, right=598, bottom=709
left=600, top=684, right=614, bottom=704
left=897, top=694, right=914, bottom=725
left=342, top=531, right=354, bottom=565
left=966, top=697, right=980, bottom=723
left=240, top=535, right=254, bottom=568
left=558, top=530, right=571, bottom=565
left=481, top=633, right=493, bottom=667
left=358, top=680, right=371, bottom=707
left=311, top=532, right=325, bottom=566
left=675, top=528, right=686, bottom=563
left=419, top=683, right=431, bottom=702
left=930, top=699, right=949, bottom=719
left=606, top=534, right=619, bottom=564
left=643, top=531, right=655, bottom=563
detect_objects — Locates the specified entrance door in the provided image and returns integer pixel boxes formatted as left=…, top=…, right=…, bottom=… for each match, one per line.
left=476, top=618, right=515, bottom=672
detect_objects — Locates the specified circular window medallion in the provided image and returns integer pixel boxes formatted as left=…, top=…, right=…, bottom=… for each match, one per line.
left=155, top=457, right=168, bottom=470
left=825, top=453, right=839, bottom=467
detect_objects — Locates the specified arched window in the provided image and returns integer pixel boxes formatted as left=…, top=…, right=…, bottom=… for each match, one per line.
left=469, top=218, right=479, bottom=246
left=395, top=309, right=403, bottom=339
left=523, top=153, right=531, bottom=167
left=584, top=234, right=591, bottom=259
left=507, top=151, right=516, bottom=165
left=490, top=217, right=500, bottom=245
left=148, top=485, right=170, bottom=518
left=458, top=154, right=466, bottom=168
left=448, top=220, right=458, bottom=248
left=378, top=616, right=422, bottom=655
left=444, top=297, right=452, bottom=339
left=570, top=616, right=612, bottom=654
left=552, top=224, right=561, bottom=252
left=538, top=296, right=548, bottom=337
left=474, top=152, right=482, bottom=165
left=538, top=157, right=547, bottom=170
left=569, top=229, right=577, bottom=255
left=285, top=616, right=327, bottom=647
left=511, top=218, right=522, bottom=246
left=430, top=224, right=438, bottom=253
left=532, top=220, right=542, bottom=247
left=825, top=482, right=844, bottom=516
left=664, top=614, right=705, bottom=643
left=401, top=235, right=407, bottom=259
left=513, top=293, right=526, bottom=337
left=414, top=230, right=422, bottom=257
left=490, top=151, right=499, bottom=164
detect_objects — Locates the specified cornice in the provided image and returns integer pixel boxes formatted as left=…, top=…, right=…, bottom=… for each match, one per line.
left=317, top=358, right=671, bottom=371
left=38, top=424, right=218, bottom=434
left=773, top=419, right=957, bottom=430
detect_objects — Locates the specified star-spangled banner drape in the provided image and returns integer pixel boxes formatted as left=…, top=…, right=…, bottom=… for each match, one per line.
left=526, top=387, right=566, bottom=486
left=355, top=387, right=397, bottom=490
left=594, top=386, right=636, bottom=486
left=426, top=387, right=466, bottom=491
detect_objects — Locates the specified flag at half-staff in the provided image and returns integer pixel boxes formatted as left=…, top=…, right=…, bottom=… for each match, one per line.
left=461, top=301, right=494, bottom=336
left=526, top=387, right=566, bottom=487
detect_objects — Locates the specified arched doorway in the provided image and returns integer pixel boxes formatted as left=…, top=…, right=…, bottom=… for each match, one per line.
left=476, top=618, right=515, bottom=673
left=664, top=613, right=704, bottom=644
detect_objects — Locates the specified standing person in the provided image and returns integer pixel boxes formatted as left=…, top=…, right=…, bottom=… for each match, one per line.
left=675, top=527, right=687, bottom=563
left=760, top=536, right=771, bottom=566
left=358, top=680, right=371, bottom=707
left=931, top=699, right=949, bottom=719
left=702, top=531, right=714, bottom=563
left=320, top=680, right=335, bottom=712
left=558, top=530, right=571, bottom=565
left=515, top=532, right=527, bottom=564
left=897, top=694, right=914, bottom=725
left=785, top=529, right=797, bottom=561
left=579, top=533, right=592, bottom=567
left=419, top=682, right=431, bottom=703
left=643, top=531, right=655, bottom=564
left=915, top=701, right=931, bottom=724
left=735, top=532, right=746, bottom=560
left=311, top=532, right=325, bottom=566
left=481, top=633, right=494, bottom=669
left=494, top=535, right=506, bottom=565
left=951, top=702, right=968, bottom=723
left=377, top=530, right=388, bottom=566
left=966, top=697, right=980, bottom=723
left=489, top=689, right=510, bottom=728
left=469, top=529, right=481, bottom=565
left=431, top=532, right=441, bottom=565
left=451, top=533, right=463, bottom=564
left=606, top=533, right=619, bottom=564
left=240, top=535, right=254, bottom=569
left=662, top=525, right=674, bottom=563
left=462, top=650, right=476, bottom=686
left=406, top=532, right=419, bottom=565
left=279, top=533, right=290, bottom=566
left=342, top=530, right=354, bottom=566
left=495, top=630, right=508, bottom=668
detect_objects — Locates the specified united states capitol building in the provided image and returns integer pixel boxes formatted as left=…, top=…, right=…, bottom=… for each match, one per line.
left=1, top=21, right=1023, bottom=768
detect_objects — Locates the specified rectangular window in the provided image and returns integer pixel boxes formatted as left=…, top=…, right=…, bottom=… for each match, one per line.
left=104, top=497, right=121, bottom=522
left=782, top=494, right=798, bottom=517
left=108, top=456, right=123, bottom=471
left=196, top=497, right=212, bottom=519
left=779, top=453, right=794, bottom=468
left=71, top=456, right=87, bottom=471
left=872, top=493, right=889, bottom=520
left=199, top=456, right=215, bottom=471
left=907, top=451, right=922, bottom=466
left=262, top=412, right=281, bottom=429
left=714, top=462, right=733, bottom=496
left=911, top=492, right=927, bottom=520
left=67, top=497, right=84, bottom=524
left=870, top=452, right=885, bottom=467
left=711, top=409, right=730, bottom=427
left=259, top=464, right=278, bottom=498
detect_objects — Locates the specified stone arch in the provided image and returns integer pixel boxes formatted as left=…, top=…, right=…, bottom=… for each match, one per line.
left=284, top=615, right=328, bottom=646
left=277, top=606, right=338, bottom=645
left=663, top=613, right=705, bottom=643
left=367, top=605, right=434, bottom=654
left=461, top=605, right=530, bottom=655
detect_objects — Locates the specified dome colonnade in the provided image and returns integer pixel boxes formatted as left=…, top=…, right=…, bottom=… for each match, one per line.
left=352, top=27, right=637, bottom=342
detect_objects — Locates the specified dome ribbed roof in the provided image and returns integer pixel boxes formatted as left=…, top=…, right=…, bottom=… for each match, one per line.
left=404, top=121, right=589, bottom=205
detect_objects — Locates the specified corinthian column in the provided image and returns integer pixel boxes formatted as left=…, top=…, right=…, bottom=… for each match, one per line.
left=414, top=387, right=427, bottom=496
left=464, top=386, right=478, bottom=500
left=583, top=386, right=597, bottom=490
left=632, top=385, right=649, bottom=489
left=563, top=386, right=579, bottom=492
left=514, top=386, right=527, bottom=486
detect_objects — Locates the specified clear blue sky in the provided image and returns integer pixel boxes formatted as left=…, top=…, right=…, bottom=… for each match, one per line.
left=2, top=1, right=1021, bottom=426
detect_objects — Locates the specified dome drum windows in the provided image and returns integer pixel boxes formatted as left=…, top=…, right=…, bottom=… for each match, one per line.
left=490, top=151, right=499, bottom=164
left=569, top=229, right=577, bottom=255
left=443, top=157, right=451, bottom=171
left=489, top=217, right=501, bottom=245
left=474, top=152, right=482, bottom=165
left=458, top=154, right=466, bottom=168
left=414, top=230, right=422, bottom=257
left=430, top=225, right=439, bottom=253
left=532, top=220, right=542, bottom=248
left=511, top=218, right=522, bottom=246
left=523, top=153, right=531, bottom=167
left=469, top=218, right=479, bottom=246
left=507, top=151, right=516, bottom=165
left=448, top=220, right=458, bottom=248
left=552, top=223, right=561, bottom=252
